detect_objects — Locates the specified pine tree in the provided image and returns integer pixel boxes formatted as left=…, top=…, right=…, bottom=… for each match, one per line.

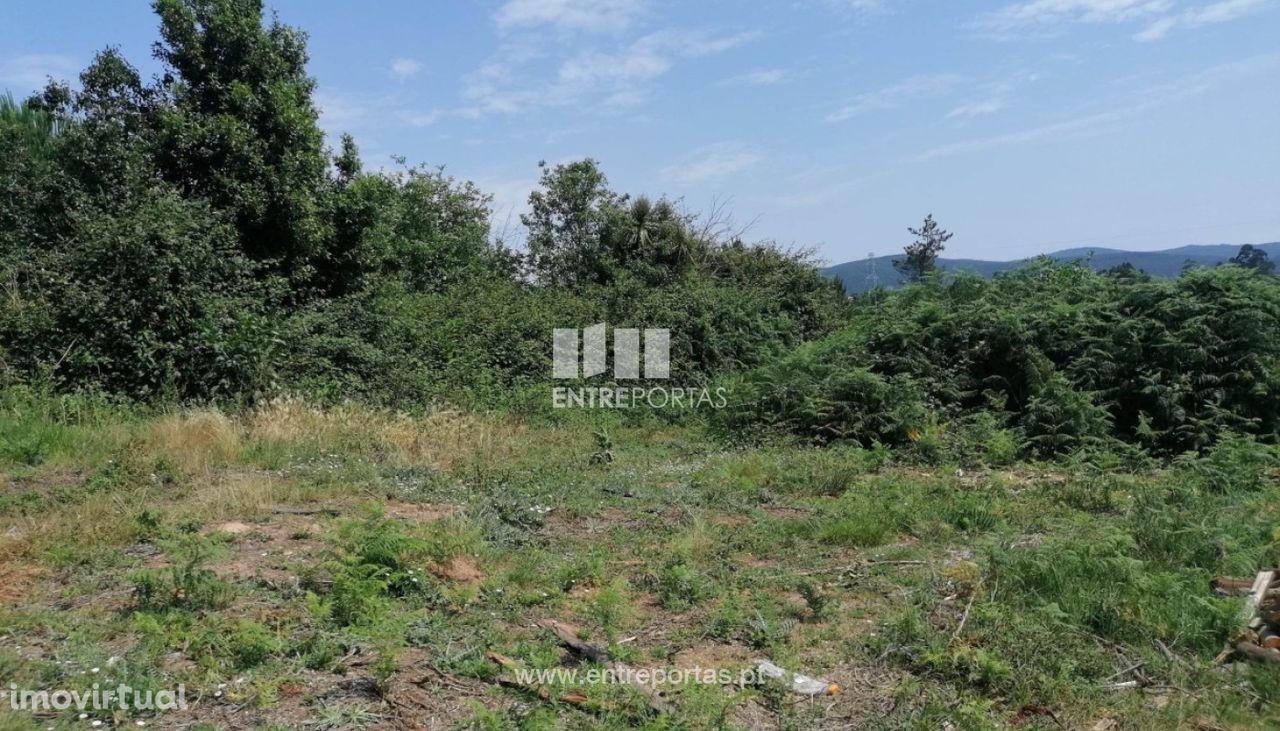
left=894, top=214, right=953, bottom=283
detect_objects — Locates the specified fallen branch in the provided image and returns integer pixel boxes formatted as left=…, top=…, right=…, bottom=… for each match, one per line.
left=485, top=652, right=596, bottom=708
left=949, top=589, right=977, bottom=646
left=272, top=506, right=341, bottom=516
left=539, top=620, right=611, bottom=664
left=1211, top=576, right=1257, bottom=596
left=790, top=560, right=926, bottom=577
left=1233, top=641, right=1280, bottom=665
left=1215, top=570, right=1279, bottom=664
left=536, top=620, right=676, bottom=715
left=1101, top=661, right=1145, bottom=683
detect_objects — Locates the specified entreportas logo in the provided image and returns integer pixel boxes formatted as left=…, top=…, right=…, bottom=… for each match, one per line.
left=551, top=323, right=726, bottom=409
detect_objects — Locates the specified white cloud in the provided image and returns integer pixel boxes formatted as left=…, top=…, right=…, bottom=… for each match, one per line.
left=396, top=110, right=440, bottom=127
left=602, top=88, right=650, bottom=108
left=822, top=0, right=892, bottom=13
left=915, top=52, right=1280, bottom=160
left=917, top=109, right=1124, bottom=160
left=661, top=142, right=762, bottom=185
left=317, top=90, right=443, bottom=139
left=722, top=68, right=789, bottom=86
left=315, top=90, right=373, bottom=130
left=1135, top=0, right=1274, bottom=40
left=389, top=58, right=423, bottom=81
left=827, top=74, right=963, bottom=121
left=458, top=47, right=543, bottom=116
left=944, top=73, right=1040, bottom=120
left=462, top=29, right=758, bottom=116
left=558, top=47, right=671, bottom=87
left=975, top=0, right=1172, bottom=33
left=946, top=97, right=1008, bottom=119
left=558, top=29, right=757, bottom=85
left=495, top=0, right=647, bottom=33
left=0, top=54, right=79, bottom=91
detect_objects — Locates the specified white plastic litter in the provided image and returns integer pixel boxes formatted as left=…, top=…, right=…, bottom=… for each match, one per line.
left=754, top=659, right=840, bottom=696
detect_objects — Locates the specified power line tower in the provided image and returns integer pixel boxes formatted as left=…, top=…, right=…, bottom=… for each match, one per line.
left=865, top=252, right=879, bottom=291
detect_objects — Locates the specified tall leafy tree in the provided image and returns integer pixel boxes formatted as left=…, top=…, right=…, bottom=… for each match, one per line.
left=1229, top=244, right=1275, bottom=274
left=522, top=159, right=624, bottom=286
left=151, top=0, right=330, bottom=288
left=1, top=48, right=271, bottom=399
left=616, top=197, right=698, bottom=272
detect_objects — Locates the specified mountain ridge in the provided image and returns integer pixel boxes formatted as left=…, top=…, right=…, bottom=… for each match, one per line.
left=821, top=242, right=1280, bottom=294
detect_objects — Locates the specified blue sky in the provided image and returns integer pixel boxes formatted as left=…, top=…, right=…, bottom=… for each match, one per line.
left=2, top=0, right=1278, bottom=264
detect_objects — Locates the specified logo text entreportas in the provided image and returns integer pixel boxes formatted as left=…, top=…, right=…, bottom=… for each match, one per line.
left=551, top=324, right=726, bottom=409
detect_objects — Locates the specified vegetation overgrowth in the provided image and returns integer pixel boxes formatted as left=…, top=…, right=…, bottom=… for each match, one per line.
left=724, top=263, right=1280, bottom=458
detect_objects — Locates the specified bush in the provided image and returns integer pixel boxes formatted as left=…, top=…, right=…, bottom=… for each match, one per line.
left=724, top=262, right=1280, bottom=459
left=1018, top=372, right=1113, bottom=458
left=720, top=335, right=927, bottom=445
left=130, top=539, right=235, bottom=612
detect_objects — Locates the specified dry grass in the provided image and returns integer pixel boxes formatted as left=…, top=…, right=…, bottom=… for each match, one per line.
left=246, top=396, right=523, bottom=470
left=179, top=471, right=280, bottom=522
left=139, top=409, right=243, bottom=475
left=0, top=398, right=531, bottom=564
left=14, top=488, right=158, bottom=560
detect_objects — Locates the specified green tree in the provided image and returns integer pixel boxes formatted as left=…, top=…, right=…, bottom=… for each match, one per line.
left=151, top=0, right=330, bottom=289
left=894, top=214, right=952, bottom=284
left=522, top=159, right=624, bottom=286
left=325, top=162, right=504, bottom=296
left=601, top=196, right=703, bottom=286
left=1229, top=244, right=1275, bottom=274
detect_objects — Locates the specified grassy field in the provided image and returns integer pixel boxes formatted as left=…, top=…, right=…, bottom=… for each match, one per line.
left=1, top=391, right=1279, bottom=730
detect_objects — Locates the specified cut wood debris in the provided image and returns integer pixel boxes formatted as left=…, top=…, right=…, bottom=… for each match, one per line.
left=1216, top=569, right=1280, bottom=664
left=485, top=651, right=597, bottom=709
left=535, top=619, right=676, bottom=715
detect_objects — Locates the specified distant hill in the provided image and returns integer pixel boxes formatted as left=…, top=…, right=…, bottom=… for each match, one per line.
left=822, top=242, right=1280, bottom=294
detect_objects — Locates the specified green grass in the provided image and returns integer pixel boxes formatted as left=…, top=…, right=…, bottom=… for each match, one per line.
left=0, top=393, right=1278, bottom=729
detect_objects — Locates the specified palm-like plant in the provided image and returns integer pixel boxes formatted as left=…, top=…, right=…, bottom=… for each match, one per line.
left=624, top=196, right=659, bottom=252
left=621, top=196, right=696, bottom=270
left=0, top=92, right=62, bottom=155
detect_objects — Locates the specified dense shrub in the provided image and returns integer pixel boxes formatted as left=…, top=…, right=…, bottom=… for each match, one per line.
left=277, top=281, right=600, bottom=406
left=720, top=340, right=926, bottom=445
left=723, top=262, right=1280, bottom=457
